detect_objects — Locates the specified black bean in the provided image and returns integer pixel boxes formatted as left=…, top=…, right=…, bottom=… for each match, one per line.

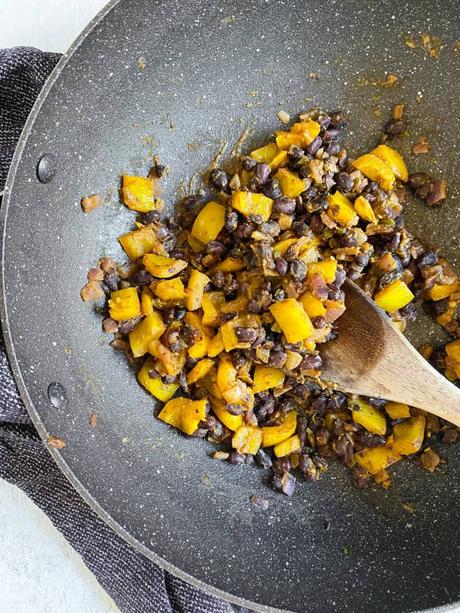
left=261, top=178, right=282, bottom=199
left=288, top=146, right=304, bottom=161
left=408, top=172, right=432, bottom=191
left=306, top=136, right=323, bottom=155
left=234, top=221, right=255, bottom=239
left=329, top=111, right=347, bottom=129
left=400, top=301, right=417, bottom=320
left=317, top=113, right=331, bottom=130
left=256, top=448, right=273, bottom=469
left=322, top=129, right=340, bottom=143
left=384, top=118, right=407, bottom=137
left=315, top=427, right=330, bottom=446
left=326, top=142, right=341, bottom=156
left=235, top=327, right=258, bottom=343
left=131, top=270, right=153, bottom=286
left=327, top=392, right=347, bottom=411
left=378, top=270, right=401, bottom=290
left=355, top=432, right=386, bottom=448
left=118, top=317, right=142, bottom=335
left=300, top=354, right=322, bottom=370
left=209, top=168, right=229, bottom=191
left=260, top=221, right=281, bottom=237
left=334, top=266, right=347, bottom=287
left=173, top=306, right=186, bottom=321
left=206, top=240, right=226, bottom=257
left=312, top=315, right=327, bottom=328
left=292, top=221, right=313, bottom=238
left=310, top=394, right=328, bottom=413
left=104, top=271, right=119, bottom=291
left=228, top=452, right=246, bottom=465
left=417, top=251, right=438, bottom=268
left=298, top=164, right=311, bottom=179
left=310, top=214, right=325, bottom=235
left=141, top=210, right=161, bottom=224
left=275, top=257, right=288, bottom=276
left=290, top=258, right=307, bottom=281
left=269, top=348, right=287, bottom=368
left=367, top=397, right=387, bottom=409
left=274, top=196, right=296, bottom=214
left=225, top=209, right=238, bottom=233
left=242, top=156, right=257, bottom=170
left=253, top=162, right=271, bottom=186
left=328, top=284, right=345, bottom=301
left=336, top=172, right=354, bottom=192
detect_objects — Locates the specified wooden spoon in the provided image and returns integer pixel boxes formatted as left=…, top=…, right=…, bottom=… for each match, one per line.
left=320, top=279, right=460, bottom=426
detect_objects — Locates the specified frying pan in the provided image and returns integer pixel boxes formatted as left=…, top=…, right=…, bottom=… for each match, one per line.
left=1, top=0, right=459, bottom=611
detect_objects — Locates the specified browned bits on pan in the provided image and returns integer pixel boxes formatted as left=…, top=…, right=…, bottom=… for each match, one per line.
left=48, top=435, right=66, bottom=449
left=89, top=413, right=97, bottom=428
left=411, top=136, right=429, bottom=155
left=81, top=193, right=102, bottom=212
left=80, top=280, right=104, bottom=302
left=420, top=447, right=441, bottom=472
left=249, top=494, right=270, bottom=510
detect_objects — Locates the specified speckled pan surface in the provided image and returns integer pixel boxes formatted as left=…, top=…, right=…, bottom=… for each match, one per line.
left=1, top=0, right=459, bottom=611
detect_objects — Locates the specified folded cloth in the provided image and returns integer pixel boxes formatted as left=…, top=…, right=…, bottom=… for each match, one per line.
left=0, top=47, right=249, bottom=613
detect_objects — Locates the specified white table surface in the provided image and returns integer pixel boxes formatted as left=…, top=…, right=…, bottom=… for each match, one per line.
left=1, top=1, right=120, bottom=611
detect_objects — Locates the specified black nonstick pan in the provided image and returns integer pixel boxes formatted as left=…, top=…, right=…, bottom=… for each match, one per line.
left=1, top=1, right=459, bottom=611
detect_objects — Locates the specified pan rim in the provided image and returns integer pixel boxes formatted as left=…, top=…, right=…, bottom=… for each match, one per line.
left=0, top=1, right=457, bottom=612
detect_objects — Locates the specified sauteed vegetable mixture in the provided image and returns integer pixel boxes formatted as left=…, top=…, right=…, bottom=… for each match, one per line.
left=82, top=108, right=459, bottom=496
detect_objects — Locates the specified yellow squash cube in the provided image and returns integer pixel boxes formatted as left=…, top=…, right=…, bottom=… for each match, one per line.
left=186, top=359, right=214, bottom=384
left=270, top=299, right=315, bottom=344
left=261, top=411, right=297, bottom=447
left=185, top=312, right=212, bottom=358
left=186, top=269, right=211, bottom=311
left=351, top=398, right=386, bottom=435
left=352, top=154, right=396, bottom=191
left=191, top=201, right=226, bottom=244
left=370, top=144, right=408, bottom=182
left=374, top=279, right=414, bottom=312
left=274, top=168, right=306, bottom=198
left=143, top=254, right=188, bottom=279
left=274, top=434, right=301, bottom=458
left=108, top=287, right=141, bottom=321
left=121, top=175, right=155, bottom=212
left=425, top=283, right=458, bottom=301
left=250, top=142, right=279, bottom=164
left=154, top=278, right=186, bottom=301
left=141, top=288, right=154, bottom=316
left=129, top=311, right=166, bottom=357
left=326, top=192, right=359, bottom=227
left=446, top=340, right=460, bottom=379
left=355, top=446, right=401, bottom=475
left=300, top=293, right=326, bottom=320
left=119, top=226, right=161, bottom=260
left=391, top=415, right=426, bottom=455
left=385, top=401, right=411, bottom=420
left=202, top=291, right=226, bottom=327
left=307, top=258, right=337, bottom=284
left=253, top=366, right=285, bottom=393
left=354, top=195, right=377, bottom=224
left=269, top=150, right=289, bottom=170
left=231, top=191, right=273, bottom=222
left=212, top=257, right=245, bottom=272
left=232, top=424, right=263, bottom=455
left=137, top=358, right=178, bottom=402
left=207, top=330, right=225, bottom=357
left=158, top=397, right=208, bottom=435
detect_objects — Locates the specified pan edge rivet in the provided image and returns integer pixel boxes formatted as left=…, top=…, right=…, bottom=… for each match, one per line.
left=37, top=153, right=57, bottom=184
left=47, top=382, right=67, bottom=409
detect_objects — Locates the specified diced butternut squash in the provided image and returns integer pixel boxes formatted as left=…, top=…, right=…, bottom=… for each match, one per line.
left=108, top=287, right=141, bottom=321
left=284, top=350, right=303, bottom=371
left=119, top=226, right=161, bottom=260
left=129, top=312, right=166, bottom=357
left=354, top=195, right=377, bottom=224
left=158, top=397, right=208, bottom=435
left=187, top=233, right=205, bottom=252
left=275, top=131, right=306, bottom=150
left=232, top=424, right=263, bottom=455
left=324, top=299, right=346, bottom=322
left=374, top=279, right=414, bottom=312
left=213, top=257, right=245, bottom=272
left=137, top=358, right=178, bottom=402
left=326, top=192, right=359, bottom=227
left=231, top=191, right=273, bottom=222
left=425, top=283, right=458, bottom=301
left=186, top=359, right=214, bottom=384
left=149, top=340, right=185, bottom=376
left=290, top=119, right=321, bottom=140
left=270, top=299, right=315, bottom=344
left=143, top=254, right=188, bottom=278
left=121, top=175, right=156, bottom=212
left=445, top=340, right=460, bottom=379
left=253, top=366, right=285, bottom=393
left=352, top=154, right=396, bottom=192
left=370, top=144, right=408, bottom=182
left=207, top=330, right=225, bottom=357
left=269, top=149, right=289, bottom=170
left=351, top=398, right=386, bottom=436
left=153, top=278, right=186, bottom=301
left=274, top=168, right=306, bottom=198
left=141, top=288, right=154, bottom=316
left=273, top=238, right=298, bottom=258
left=217, top=356, right=250, bottom=404
left=190, top=201, right=226, bottom=244
left=210, top=398, right=243, bottom=431
left=250, top=142, right=279, bottom=164
left=355, top=446, right=401, bottom=475
left=385, top=401, right=411, bottom=420
left=391, top=415, right=426, bottom=455
left=202, top=291, right=226, bottom=326
left=186, top=269, right=210, bottom=311
left=307, top=258, right=337, bottom=283
left=185, top=312, right=212, bottom=358
left=299, top=292, right=327, bottom=318
left=274, top=434, right=301, bottom=457
left=261, top=411, right=297, bottom=447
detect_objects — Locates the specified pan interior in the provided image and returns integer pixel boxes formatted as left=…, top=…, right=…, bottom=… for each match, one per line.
left=1, top=0, right=459, bottom=611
